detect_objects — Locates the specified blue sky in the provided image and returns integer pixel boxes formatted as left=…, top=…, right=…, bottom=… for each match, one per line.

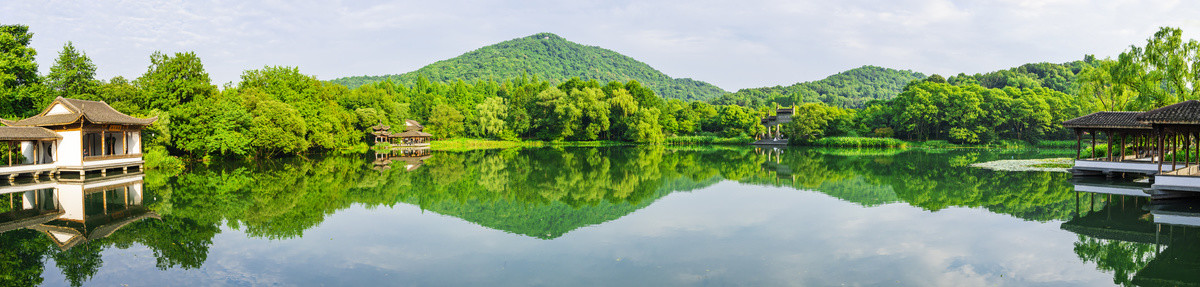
left=5, top=0, right=1199, bottom=91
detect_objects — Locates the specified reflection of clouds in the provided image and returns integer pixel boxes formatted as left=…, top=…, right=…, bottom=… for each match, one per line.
left=73, top=182, right=1112, bottom=286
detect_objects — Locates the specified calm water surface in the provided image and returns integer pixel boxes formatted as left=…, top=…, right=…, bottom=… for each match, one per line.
left=1, top=146, right=1195, bottom=286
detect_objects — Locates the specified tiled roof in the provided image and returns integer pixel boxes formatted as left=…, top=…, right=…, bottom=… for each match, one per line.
left=392, top=130, right=433, bottom=138
left=3, top=97, right=156, bottom=127
left=1063, top=111, right=1150, bottom=129
left=0, top=126, right=63, bottom=140
left=404, top=119, right=424, bottom=131
left=1136, top=100, right=1200, bottom=125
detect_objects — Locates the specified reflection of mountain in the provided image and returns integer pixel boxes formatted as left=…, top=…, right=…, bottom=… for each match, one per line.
left=411, top=176, right=720, bottom=239
left=0, top=146, right=1119, bottom=285
left=1063, top=192, right=1200, bottom=286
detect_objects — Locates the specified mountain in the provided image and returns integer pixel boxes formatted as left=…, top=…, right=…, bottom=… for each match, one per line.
left=946, top=61, right=1090, bottom=93
left=711, top=65, right=926, bottom=108
left=331, top=33, right=728, bottom=101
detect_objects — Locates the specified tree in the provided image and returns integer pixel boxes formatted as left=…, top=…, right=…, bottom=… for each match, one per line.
left=0, top=25, right=38, bottom=89
left=476, top=96, right=508, bottom=138
left=242, top=89, right=309, bottom=155
left=428, top=104, right=465, bottom=139
left=169, top=93, right=252, bottom=156
left=46, top=42, right=99, bottom=99
left=135, top=51, right=216, bottom=111
left=0, top=24, right=45, bottom=118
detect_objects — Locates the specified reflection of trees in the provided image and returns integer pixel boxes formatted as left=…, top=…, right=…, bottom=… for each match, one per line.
left=1074, top=236, right=1156, bottom=286
left=0, top=229, right=51, bottom=287
left=0, top=146, right=1099, bottom=284
left=739, top=148, right=1079, bottom=222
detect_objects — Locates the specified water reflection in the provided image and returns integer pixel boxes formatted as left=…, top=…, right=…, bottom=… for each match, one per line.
left=0, top=173, right=153, bottom=286
left=1066, top=191, right=1200, bottom=286
left=7, top=146, right=1200, bottom=285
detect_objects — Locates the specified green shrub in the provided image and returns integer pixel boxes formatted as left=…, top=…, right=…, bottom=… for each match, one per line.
left=665, top=135, right=754, bottom=145
left=144, top=145, right=185, bottom=172
left=1035, top=140, right=1077, bottom=149
left=810, top=137, right=909, bottom=148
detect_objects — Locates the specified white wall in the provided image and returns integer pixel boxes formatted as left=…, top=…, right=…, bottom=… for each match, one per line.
left=19, top=141, right=34, bottom=164
left=45, top=103, right=71, bottom=115
left=56, top=130, right=82, bottom=166
left=57, top=184, right=84, bottom=221
left=130, top=131, right=142, bottom=154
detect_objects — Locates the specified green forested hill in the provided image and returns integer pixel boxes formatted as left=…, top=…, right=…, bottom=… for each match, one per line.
left=330, top=33, right=727, bottom=101
left=710, top=65, right=926, bottom=108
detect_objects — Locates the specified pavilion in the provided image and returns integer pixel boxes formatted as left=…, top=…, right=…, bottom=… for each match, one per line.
left=0, top=97, right=156, bottom=179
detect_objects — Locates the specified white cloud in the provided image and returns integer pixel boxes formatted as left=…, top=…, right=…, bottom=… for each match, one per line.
left=4, top=0, right=1200, bottom=91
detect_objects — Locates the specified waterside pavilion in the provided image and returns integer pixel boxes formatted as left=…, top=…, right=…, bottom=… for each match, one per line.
left=1063, top=111, right=1177, bottom=176
left=0, top=97, right=156, bottom=179
left=371, top=120, right=432, bottom=147
left=1135, top=101, right=1200, bottom=194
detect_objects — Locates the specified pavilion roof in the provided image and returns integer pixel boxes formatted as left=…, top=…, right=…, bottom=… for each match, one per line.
left=0, top=126, right=63, bottom=141
left=1136, top=100, right=1200, bottom=125
left=0, top=97, right=156, bottom=127
left=392, top=130, right=433, bottom=138
left=1062, top=111, right=1150, bottom=130
left=404, top=119, right=424, bottom=131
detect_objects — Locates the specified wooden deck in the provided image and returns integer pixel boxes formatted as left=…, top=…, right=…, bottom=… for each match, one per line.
left=1071, top=157, right=1186, bottom=176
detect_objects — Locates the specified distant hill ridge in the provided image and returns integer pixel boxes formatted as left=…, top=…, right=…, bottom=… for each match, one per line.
left=331, top=33, right=728, bottom=101
left=711, top=65, right=927, bottom=108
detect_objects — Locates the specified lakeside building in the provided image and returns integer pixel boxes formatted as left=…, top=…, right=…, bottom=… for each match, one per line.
left=371, top=119, right=432, bottom=147
left=1066, top=100, right=1200, bottom=198
left=754, top=107, right=793, bottom=145
left=0, top=97, right=156, bottom=180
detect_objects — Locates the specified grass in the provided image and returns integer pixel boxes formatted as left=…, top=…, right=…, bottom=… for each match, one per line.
left=1031, top=163, right=1072, bottom=168
left=1035, top=140, right=1077, bottom=149
left=665, top=135, right=755, bottom=145
left=431, top=139, right=544, bottom=151
left=810, top=137, right=910, bottom=148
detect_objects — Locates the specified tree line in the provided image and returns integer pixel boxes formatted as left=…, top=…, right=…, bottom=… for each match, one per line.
left=0, top=25, right=768, bottom=159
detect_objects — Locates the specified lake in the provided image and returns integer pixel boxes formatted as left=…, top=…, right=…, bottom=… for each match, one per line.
left=1, top=146, right=1195, bottom=286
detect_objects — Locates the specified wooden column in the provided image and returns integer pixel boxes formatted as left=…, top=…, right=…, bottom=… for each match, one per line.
left=1091, top=131, right=1097, bottom=159
left=1120, top=134, right=1126, bottom=161
left=122, top=131, right=128, bottom=155
left=1106, top=131, right=1114, bottom=161
left=1172, top=133, right=1178, bottom=171
left=1075, top=130, right=1082, bottom=159
left=6, top=141, right=11, bottom=166
left=1158, top=128, right=1164, bottom=173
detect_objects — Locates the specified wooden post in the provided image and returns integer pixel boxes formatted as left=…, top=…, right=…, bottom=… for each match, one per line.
left=6, top=141, right=10, bottom=166
left=1158, top=128, right=1164, bottom=173
left=1091, top=131, right=1097, bottom=159
left=1172, top=133, right=1178, bottom=171
left=1120, top=134, right=1126, bottom=161
left=1180, top=132, right=1190, bottom=169
left=1106, top=131, right=1113, bottom=161
left=1075, top=130, right=1082, bottom=159
left=100, top=132, right=107, bottom=156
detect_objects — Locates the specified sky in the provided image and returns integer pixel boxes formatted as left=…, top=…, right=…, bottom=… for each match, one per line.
left=5, top=0, right=1200, bottom=92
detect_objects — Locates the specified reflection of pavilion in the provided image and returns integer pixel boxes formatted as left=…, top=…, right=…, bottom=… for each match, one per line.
left=1062, top=190, right=1200, bottom=286
left=373, top=148, right=433, bottom=172
left=1070, top=177, right=1152, bottom=198
left=0, top=173, right=155, bottom=250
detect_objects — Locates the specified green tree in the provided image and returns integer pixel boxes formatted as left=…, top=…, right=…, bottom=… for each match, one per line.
left=0, top=24, right=44, bottom=118
left=428, top=104, right=465, bottom=139
left=46, top=42, right=99, bottom=99
left=134, top=51, right=217, bottom=111
left=476, top=96, right=508, bottom=138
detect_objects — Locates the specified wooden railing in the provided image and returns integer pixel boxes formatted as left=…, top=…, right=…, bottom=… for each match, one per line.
left=83, top=153, right=142, bottom=161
